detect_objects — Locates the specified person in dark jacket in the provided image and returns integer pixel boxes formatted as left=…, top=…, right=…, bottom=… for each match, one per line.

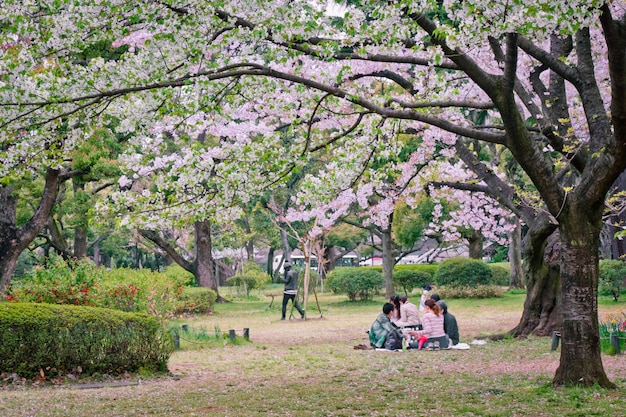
left=280, top=261, right=305, bottom=320
left=437, top=300, right=459, bottom=345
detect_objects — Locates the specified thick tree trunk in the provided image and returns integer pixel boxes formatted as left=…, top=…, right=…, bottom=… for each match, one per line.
left=553, top=208, right=615, bottom=388
left=510, top=219, right=560, bottom=337
left=467, top=230, right=483, bottom=259
left=193, top=221, right=222, bottom=300
left=381, top=218, right=395, bottom=298
left=0, top=169, right=60, bottom=293
left=508, top=218, right=524, bottom=289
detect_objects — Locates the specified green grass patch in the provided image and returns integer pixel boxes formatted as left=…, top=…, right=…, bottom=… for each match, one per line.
left=1, top=289, right=625, bottom=417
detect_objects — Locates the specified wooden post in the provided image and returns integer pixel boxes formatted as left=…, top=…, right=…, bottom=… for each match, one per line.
left=229, top=329, right=236, bottom=343
left=243, top=328, right=250, bottom=340
left=610, top=333, right=621, bottom=354
left=171, top=329, right=180, bottom=350
left=551, top=331, right=561, bottom=351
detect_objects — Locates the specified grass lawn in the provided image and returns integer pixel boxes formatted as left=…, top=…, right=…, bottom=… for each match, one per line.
left=1, top=289, right=625, bottom=416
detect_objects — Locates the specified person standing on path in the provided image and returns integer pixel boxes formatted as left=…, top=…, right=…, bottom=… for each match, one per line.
left=281, top=261, right=305, bottom=320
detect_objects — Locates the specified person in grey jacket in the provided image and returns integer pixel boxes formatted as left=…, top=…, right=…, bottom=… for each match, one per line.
left=281, top=261, right=305, bottom=320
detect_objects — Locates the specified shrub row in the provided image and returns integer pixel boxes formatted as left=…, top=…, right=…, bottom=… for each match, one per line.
left=0, top=302, right=173, bottom=377
left=436, top=285, right=503, bottom=299
left=327, top=258, right=507, bottom=301
left=7, top=259, right=216, bottom=317
left=326, top=268, right=383, bottom=301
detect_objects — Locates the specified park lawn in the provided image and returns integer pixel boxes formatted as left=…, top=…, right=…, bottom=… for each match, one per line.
left=1, top=289, right=625, bottom=417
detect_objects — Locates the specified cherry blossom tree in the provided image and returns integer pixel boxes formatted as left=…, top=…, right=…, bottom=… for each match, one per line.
left=2, top=0, right=625, bottom=387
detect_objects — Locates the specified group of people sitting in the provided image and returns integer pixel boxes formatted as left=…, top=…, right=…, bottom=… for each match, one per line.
left=369, top=285, right=459, bottom=350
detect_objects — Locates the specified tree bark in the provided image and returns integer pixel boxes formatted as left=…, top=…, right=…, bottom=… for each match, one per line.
left=553, top=205, right=615, bottom=388
left=467, top=230, right=483, bottom=259
left=510, top=224, right=560, bottom=337
left=194, top=221, right=221, bottom=297
left=508, top=218, right=524, bottom=289
left=0, top=169, right=60, bottom=293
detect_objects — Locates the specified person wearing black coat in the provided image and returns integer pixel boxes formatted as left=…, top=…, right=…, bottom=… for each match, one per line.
left=280, top=261, right=305, bottom=320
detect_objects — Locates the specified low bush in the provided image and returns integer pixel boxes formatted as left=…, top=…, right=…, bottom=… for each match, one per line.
left=174, top=287, right=217, bottom=315
left=394, top=263, right=438, bottom=277
left=393, top=269, right=432, bottom=295
left=7, top=258, right=104, bottom=306
left=488, top=264, right=510, bottom=286
left=7, top=259, right=191, bottom=318
left=436, top=285, right=503, bottom=299
left=0, top=302, right=173, bottom=378
left=326, top=268, right=383, bottom=301
left=162, top=264, right=196, bottom=287
left=599, top=259, right=626, bottom=301
left=435, top=257, right=492, bottom=287
left=226, top=262, right=272, bottom=297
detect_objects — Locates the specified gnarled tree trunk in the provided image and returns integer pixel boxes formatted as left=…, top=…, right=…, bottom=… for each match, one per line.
left=0, top=169, right=60, bottom=293
left=510, top=224, right=560, bottom=337
left=140, top=220, right=224, bottom=302
left=508, top=217, right=524, bottom=289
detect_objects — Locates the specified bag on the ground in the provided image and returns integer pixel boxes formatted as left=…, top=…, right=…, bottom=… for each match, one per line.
left=384, top=330, right=403, bottom=350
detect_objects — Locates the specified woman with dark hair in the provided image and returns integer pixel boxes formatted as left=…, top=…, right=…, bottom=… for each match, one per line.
left=395, top=295, right=421, bottom=328
left=389, top=294, right=402, bottom=324
left=407, top=298, right=448, bottom=349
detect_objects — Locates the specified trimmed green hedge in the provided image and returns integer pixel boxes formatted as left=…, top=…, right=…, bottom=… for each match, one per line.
left=436, top=285, right=503, bottom=299
left=174, top=287, right=217, bottom=314
left=326, top=268, right=383, bottom=301
left=435, top=257, right=492, bottom=287
left=488, top=264, right=510, bottom=286
left=0, top=302, right=173, bottom=377
left=392, top=269, right=432, bottom=295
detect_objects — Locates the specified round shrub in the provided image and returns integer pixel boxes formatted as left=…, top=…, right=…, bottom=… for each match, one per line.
left=326, top=267, right=383, bottom=301
left=392, top=269, right=432, bottom=295
left=488, top=265, right=510, bottom=286
left=174, top=287, right=217, bottom=315
left=0, top=302, right=173, bottom=378
left=599, top=259, right=626, bottom=301
left=435, top=257, right=492, bottom=287
left=227, top=262, right=272, bottom=297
